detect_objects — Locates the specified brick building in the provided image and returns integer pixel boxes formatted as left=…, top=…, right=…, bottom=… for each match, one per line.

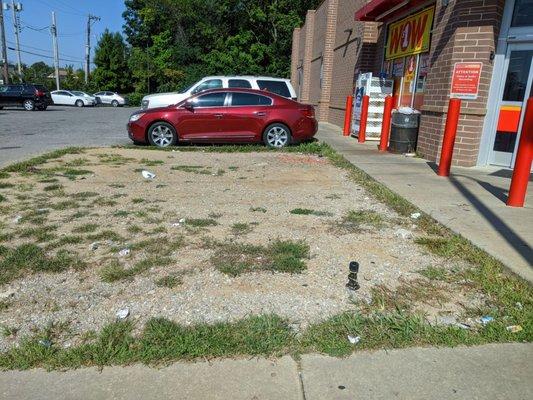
left=291, top=0, right=533, bottom=168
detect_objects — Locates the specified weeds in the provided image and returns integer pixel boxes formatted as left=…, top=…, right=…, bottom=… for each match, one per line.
left=72, top=223, right=98, bottom=234
left=290, top=208, right=333, bottom=217
left=211, top=239, right=310, bottom=276
left=333, top=210, right=385, bottom=233
left=155, top=274, right=182, bottom=288
left=100, top=256, right=173, bottom=282
left=250, top=207, right=267, bottom=213
left=231, top=222, right=253, bottom=236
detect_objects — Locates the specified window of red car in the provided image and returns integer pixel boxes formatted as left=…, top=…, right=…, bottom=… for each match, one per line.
left=230, top=92, right=272, bottom=106
left=192, top=92, right=227, bottom=107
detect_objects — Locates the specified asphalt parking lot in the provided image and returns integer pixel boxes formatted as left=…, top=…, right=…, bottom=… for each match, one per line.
left=0, top=105, right=135, bottom=167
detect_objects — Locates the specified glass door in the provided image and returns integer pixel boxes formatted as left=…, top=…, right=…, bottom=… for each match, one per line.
left=490, top=43, right=533, bottom=167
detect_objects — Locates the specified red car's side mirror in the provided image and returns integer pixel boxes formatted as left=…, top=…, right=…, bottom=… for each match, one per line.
left=184, top=102, right=194, bottom=112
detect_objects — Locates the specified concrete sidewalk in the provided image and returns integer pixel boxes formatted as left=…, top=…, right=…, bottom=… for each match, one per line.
left=318, top=123, right=533, bottom=283
left=1, top=343, right=531, bottom=399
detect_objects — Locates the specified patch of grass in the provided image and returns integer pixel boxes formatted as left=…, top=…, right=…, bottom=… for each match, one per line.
left=131, top=198, right=145, bottom=204
left=333, top=210, right=385, bottom=233
left=0, top=244, right=85, bottom=284
left=231, top=222, right=253, bottom=236
left=100, top=256, right=173, bottom=282
left=325, top=194, right=341, bottom=200
left=45, top=235, right=84, bottom=250
left=0, top=194, right=6, bottom=203
left=0, top=171, right=9, bottom=179
left=185, top=218, right=218, bottom=229
left=211, top=239, right=310, bottom=276
left=87, top=230, right=124, bottom=242
left=66, top=210, right=90, bottom=220
left=141, top=158, right=164, bottom=166
left=0, top=315, right=292, bottom=369
left=148, top=226, right=167, bottom=235
left=417, top=266, right=451, bottom=281
left=72, top=223, right=98, bottom=234
left=228, top=166, right=239, bottom=171
left=108, top=183, right=125, bottom=188
left=1, top=147, right=85, bottom=173
left=43, top=184, right=63, bottom=192
left=92, top=197, right=118, bottom=207
left=170, top=165, right=212, bottom=174
left=0, top=183, right=14, bottom=189
left=38, top=178, right=59, bottom=183
left=127, top=225, right=143, bottom=234
left=290, top=208, right=333, bottom=217
left=208, top=212, right=223, bottom=219
left=65, top=157, right=89, bottom=167
left=97, top=154, right=135, bottom=165
left=250, top=207, right=267, bottom=213
left=18, top=225, right=58, bottom=242
left=130, top=236, right=184, bottom=256
left=50, top=200, right=80, bottom=211
left=155, top=274, right=182, bottom=288
left=113, top=210, right=130, bottom=217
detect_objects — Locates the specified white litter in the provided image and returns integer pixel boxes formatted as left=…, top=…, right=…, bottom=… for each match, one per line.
left=348, top=335, right=361, bottom=345
left=394, top=228, right=413, bottom=240
left=13, top=215, right=22, bottom=224
left=116, top=308, right=130, bottom=320
left=90, top=242, right=100, bottom=251
left=119, top=248, right=131, bottom=257
left=141, top=170, right=156, bottom=179
left=410, top=212, right=421, bottom=219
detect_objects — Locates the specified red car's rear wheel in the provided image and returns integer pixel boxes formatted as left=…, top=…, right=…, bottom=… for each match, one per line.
left=263, top=123, right=291, bottom=148
left=147, top=122, right=177, bottom=147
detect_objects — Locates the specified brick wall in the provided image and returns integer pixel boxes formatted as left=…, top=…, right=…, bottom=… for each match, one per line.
left=290, top=0, right=505, bottom=167
left=416, top=0, right=505, bottom=166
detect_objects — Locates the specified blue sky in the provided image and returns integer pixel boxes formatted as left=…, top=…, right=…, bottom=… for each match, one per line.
left=3, top=0, right=126, bottom=69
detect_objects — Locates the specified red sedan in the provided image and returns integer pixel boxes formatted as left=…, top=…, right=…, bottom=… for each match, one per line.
left=127, top=88, right=317, bottom=148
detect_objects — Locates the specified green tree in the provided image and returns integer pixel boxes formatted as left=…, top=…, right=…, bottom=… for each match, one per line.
left=91, top=30, right=132, bottom=93
left=22, top=62, right=55, bottom=89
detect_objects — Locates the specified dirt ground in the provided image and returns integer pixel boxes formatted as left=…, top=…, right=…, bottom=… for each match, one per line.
left=0, top=148, right=483, bottom=350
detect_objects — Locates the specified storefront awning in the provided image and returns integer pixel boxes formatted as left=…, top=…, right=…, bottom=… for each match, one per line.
left=354, top=0, right=428, bottom=21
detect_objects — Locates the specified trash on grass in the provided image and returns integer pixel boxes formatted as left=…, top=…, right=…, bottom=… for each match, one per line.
left=141, top=170, right=156, bottom=180
left=38, top=339, right=52, bottom=348
left=394, top=228, right=413, bottom=239
left=13, top=215, right=22, bottom=224
left=410, top=212, right=421, bottom=219
left=116, top=308, right=130, bottom=320
left=516, top=302, right=523, bottom=310
left=506, top=325, right=523, bottom=333
left=348, top=335, right=361, bottom=344
left=90, top=242, right=100, bottom=251
left=480, top=316, right=494, bottom=325
left=119, top=248, right=131, bottom=257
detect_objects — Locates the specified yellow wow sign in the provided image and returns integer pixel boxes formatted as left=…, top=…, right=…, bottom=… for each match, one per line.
left=385, top=7, right=434, bottom=60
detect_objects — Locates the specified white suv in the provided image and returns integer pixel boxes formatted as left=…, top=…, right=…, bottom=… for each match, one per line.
left=140, top=76, right=297, bottom=110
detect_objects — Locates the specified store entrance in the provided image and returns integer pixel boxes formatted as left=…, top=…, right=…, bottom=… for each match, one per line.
left=489, top=43, right=533, bottom=167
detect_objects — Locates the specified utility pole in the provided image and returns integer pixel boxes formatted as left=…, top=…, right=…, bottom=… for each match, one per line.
left=0, top=2, right=9, bottom=84
left=51, top=11, right=59, bottom=90
left=85, top=14, right=99, bottom=84
left=10, top=1, right=22, bottom=76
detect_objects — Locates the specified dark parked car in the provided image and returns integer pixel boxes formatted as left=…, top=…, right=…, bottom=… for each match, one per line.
left=0, top=84, right=53, bottom=111
left=127, top=88, right=317, bottom=148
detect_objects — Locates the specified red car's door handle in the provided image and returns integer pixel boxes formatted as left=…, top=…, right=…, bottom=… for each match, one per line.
left=254, top=111, right=266, bottom=117
left=214, top=113, right=223, bottom=118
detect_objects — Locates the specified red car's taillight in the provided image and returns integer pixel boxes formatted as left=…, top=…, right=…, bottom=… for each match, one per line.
left=300, top=106, right=315, bottom=118
left=35, top=89, right=45, bottom=97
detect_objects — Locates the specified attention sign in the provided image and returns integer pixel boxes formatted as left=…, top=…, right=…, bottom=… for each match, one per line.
left=385, top=7, right=434, bottom=60
left=450, top=62, right=483, bottom=100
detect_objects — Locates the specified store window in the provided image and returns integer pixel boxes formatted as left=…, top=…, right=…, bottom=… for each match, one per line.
left=511, top=0, right=533, bottom=27
left=384, top=7, right=435, bottom=110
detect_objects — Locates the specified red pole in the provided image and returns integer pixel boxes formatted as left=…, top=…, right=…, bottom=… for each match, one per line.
left=507, top=97, right=533, bottom=207
left=437, top=98, right=462, bottom=177
left=358, top=95, right=370, bottom=143
left=343, top=95, right=354, bottom=136
left=379, top=96, right=393, bottom=152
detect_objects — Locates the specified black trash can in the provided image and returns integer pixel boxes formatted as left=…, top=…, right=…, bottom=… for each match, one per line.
left=389, top=111, right=420, bottom=153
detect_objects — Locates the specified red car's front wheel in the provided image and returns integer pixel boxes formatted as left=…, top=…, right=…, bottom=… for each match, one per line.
left=147, top=122, right=178, bottom=147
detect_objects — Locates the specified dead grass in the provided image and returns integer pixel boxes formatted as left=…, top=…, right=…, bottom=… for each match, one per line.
left=332, top=210, right=385, bottom=233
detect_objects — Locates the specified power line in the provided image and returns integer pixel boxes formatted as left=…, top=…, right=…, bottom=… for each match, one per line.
left=30, top=0, right=86, bottom=17
left=8, top=46, right=93, bottom=64
left=6, top=40, right=85, bottom=60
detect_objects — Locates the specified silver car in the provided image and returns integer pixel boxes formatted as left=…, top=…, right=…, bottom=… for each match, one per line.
left=93, top=91, right=126, bottom=107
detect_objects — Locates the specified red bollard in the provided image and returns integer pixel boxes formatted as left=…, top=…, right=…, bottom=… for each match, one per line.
left=437, top=98, right=462, bottom=177
left=358, top=95, right=370, bottom=143
left=343, top=95, right=354, bottom=137
left=507, top=97, right=533, bottom=207
left=379, top=96, right=394, bottom=152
